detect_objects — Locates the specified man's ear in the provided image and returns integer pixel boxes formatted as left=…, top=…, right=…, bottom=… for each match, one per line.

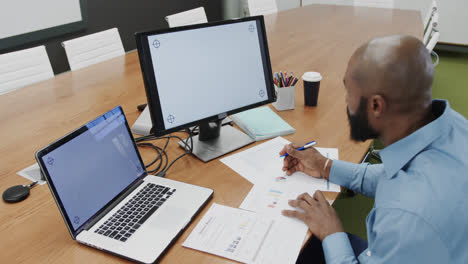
left=368, top=95, right=386, bottom=118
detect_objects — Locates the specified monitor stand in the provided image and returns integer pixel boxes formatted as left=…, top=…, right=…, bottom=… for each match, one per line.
left=178, top=120, right=254, bottom=162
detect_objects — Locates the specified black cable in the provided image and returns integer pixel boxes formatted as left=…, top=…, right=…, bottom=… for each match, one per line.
left=135, top=128, right=195, bottom=177
left=162, top=128, right=194, bottom=175
left=136, top=142, right=166, bottom=173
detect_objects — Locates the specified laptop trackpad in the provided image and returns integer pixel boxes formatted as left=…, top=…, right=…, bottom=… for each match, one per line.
left=148, top=206, right=190, bottom=230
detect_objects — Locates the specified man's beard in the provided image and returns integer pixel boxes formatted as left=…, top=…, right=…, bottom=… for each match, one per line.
left=347, top=97, right=379, bottom=142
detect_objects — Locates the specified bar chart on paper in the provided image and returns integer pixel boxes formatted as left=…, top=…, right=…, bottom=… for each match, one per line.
left=266, top=189, right=283, bottom=208
left=183, top=204, right=273, bottom=263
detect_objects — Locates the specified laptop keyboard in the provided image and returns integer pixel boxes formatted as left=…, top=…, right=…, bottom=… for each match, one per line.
left=94, top=183, right=176, bottom=242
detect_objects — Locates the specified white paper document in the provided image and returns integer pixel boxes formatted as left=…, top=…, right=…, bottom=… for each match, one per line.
left=251, top=217, right=308, bottom=264
left=220, top=137, right=340, bottom=192
left=183, top=203, right=308, bottom=264
left=17, top=163, right=46, bottom=185
left=183, top=203, right=274, bottom=263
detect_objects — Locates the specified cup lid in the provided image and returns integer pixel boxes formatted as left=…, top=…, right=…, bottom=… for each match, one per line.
left=302, top=72, right=322, bottom=82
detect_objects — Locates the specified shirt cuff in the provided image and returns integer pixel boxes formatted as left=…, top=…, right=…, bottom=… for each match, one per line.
left=322, top=232, right=356, bottom=263
left=330, top=160, right=359, bottom=187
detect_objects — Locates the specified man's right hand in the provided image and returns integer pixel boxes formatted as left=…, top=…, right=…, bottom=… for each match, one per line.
left=279, top=143, right=331, bottom=179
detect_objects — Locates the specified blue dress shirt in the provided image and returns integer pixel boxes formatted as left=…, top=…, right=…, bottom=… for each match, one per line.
left=322, top=100, right=468, bottom=263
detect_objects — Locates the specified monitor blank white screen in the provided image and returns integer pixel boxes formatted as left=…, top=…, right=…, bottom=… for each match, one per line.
left=147, top=21, right=268, bottom=129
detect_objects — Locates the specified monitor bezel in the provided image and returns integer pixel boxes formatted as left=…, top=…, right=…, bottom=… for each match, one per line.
left=135, top=16, right=276, bottom=136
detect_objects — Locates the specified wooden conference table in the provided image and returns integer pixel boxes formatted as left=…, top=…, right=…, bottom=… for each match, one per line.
left=0, top=5, right=421, bottom=264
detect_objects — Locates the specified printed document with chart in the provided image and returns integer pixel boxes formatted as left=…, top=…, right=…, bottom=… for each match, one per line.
left=216, top=137, right=341, bottom=263
left=183, top=203, right=309, bottom=264
left=183, top=203, right=273, bottom=263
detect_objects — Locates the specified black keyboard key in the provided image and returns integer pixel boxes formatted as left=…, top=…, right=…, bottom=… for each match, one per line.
left=137, top=206, right=159, bottom=225
left=115, top=235, right=122, bottom=240
left=120, top=237, right=127, bottom=242
left=104, top=230, right=111, bottom=236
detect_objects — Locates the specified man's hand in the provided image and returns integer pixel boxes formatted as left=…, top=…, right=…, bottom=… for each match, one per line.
left=280, top=143, right=331, bottom=179
left=282, top=191, right=344, bottom=241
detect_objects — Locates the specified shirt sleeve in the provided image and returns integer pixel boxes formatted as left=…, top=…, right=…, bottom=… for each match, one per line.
left=322, top=232, right=359, bottom=264
left=360, top=208, right=450, bottom=263
left=329, top=160, right=384, bottom=198
left=321, top=209, right=450, bottom=264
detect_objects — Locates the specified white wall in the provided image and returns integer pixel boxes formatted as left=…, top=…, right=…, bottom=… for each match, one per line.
left=276, top=0, right=301, bottom=11
left=242, top=0, right=468, bottom=45
left=300, top=0, right=468, bottom=45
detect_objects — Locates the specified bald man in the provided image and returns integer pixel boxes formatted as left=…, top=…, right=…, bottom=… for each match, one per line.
left=280, top=35, right=468, bottom=263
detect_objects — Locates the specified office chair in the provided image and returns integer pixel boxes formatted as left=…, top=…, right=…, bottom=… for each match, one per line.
left=245, top=0, right=278, bottom=16
left=0, top=45, right=54, bottom=95
left=165, top=7, right=208, bottom=28
left=61, top=28, right=125, bottom=71
left=423, top=0, right=438, bottom=34
left=427, top=30, right=440, bottom=67
left=423, top=12, right=439, bottom=46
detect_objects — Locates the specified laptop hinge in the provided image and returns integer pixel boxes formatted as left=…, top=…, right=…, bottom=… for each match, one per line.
left=83, top=178, right=145, bottom=231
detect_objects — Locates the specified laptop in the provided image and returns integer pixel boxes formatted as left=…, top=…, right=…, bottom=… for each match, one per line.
left=36, top=106, right=213, bottom=263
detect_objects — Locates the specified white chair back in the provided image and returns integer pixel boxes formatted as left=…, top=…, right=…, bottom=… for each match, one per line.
left=426, top=31, right=440, bottom=52
left=0, top=45, right=54, bottom=95
left=423, top=12, right=439, bottom=45
left=423, top=0, right=438, bottom=31
left=427, top=31, right=440, bottom=67
left=247, top=0, right=278, bottom=16
left=165, top=7, right=208, bottom=28
left=61, top=28, right=125, bottom=71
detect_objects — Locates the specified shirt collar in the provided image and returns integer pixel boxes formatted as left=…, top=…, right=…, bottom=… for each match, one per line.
left=379, top=100, right=450, bottom=179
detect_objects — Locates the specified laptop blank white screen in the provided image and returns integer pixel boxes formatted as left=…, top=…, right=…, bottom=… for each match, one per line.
left=41, top=107, right=144, bottom=231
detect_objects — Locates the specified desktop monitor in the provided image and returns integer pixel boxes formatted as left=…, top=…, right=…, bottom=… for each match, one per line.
left=135, top=16, right=275, bottom=162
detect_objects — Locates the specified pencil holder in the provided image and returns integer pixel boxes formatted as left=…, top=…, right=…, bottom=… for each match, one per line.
left=272, top=85, right=295, bottom=111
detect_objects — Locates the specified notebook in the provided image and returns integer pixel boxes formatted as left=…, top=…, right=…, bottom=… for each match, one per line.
left=230, top=106, right=295, bottom=141
left=36, top=106, right=213, bottom=263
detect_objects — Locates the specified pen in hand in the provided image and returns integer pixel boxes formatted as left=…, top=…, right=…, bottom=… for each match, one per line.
left=280, top=141, right=317, bottom=158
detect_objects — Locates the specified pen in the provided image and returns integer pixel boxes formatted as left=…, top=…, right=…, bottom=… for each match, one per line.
left=280, top=140, right=317, bottom=157
left=291, top=78, right=298, bottom=86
